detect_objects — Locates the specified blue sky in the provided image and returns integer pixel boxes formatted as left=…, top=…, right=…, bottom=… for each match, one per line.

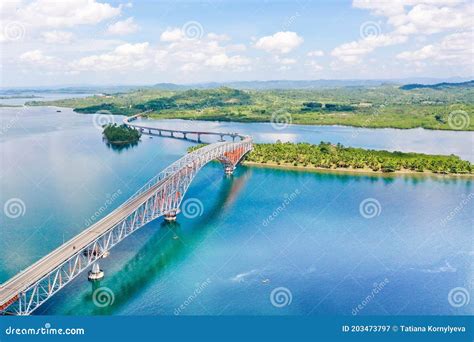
left=0, top=0, right=472, bottom=86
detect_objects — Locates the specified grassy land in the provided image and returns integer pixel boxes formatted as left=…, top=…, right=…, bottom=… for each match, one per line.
left=189, top=142, right=473, bottom=176
left=27, top=85, right=474, bottom=130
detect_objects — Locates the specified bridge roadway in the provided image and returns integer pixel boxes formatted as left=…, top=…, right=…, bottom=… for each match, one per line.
left=0, top=170, right=169, bottom=310
left=0, top=114, right=252, bottom=314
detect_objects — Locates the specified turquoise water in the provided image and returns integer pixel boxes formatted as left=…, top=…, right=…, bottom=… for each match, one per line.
left=0, top=104, right=472, bottom=316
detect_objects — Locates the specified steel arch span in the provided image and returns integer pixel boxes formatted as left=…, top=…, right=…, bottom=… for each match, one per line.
left=0, top=115, right=252, bottom=315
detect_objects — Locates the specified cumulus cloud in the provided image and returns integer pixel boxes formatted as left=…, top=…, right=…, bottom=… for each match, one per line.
left=106, top=17, right=139, bottom=35
left=41, top=30, right=73, bottom=44
left=255, top=31, right=303, bottom=54
left=70, top=42, right=151, bottom=71
left=306, top=60, right=323, bottom=72
left=3, top=0, right=121, bottom=29
left=20, top=49, right=56, bottom=66
left=332, top=34, right=407, bottom=64
left=66, top=31, right=252, bottom=74
left=331, top=0, right=472, bottom=65
left=160, top=28, right=184, bottom=42
left=397, top=31, right=473, bottom=65
left=205, top=54, right=250, bottom=68
left=353, top=0, right=472, bottom=35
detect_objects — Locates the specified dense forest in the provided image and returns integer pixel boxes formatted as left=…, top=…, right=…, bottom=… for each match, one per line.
left=244, top=142, right=473, bottom=175
left=102, top=124, right=141, bottom=145
left=28, top=84, right=474, bottom=130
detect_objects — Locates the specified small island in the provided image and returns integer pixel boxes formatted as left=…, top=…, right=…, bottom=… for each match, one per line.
left=102, top=123, right=141, bottom=146
left=189, top=141, right=473, bottom=176
left=245, top=142, right=473, bottom=176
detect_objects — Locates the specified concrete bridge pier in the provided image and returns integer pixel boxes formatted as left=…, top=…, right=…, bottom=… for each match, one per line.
left=164, top=209, right=180, bottom=222
left=197, top=134, right=202, bottom=143
left=183, top=133, right=187, bottom=139
left=158, top=130, right=162, bottom=136
left=88, top=263, right=104, bottom=281
left=224, top=165, right=235, bottom=175
left=171, top=132, right=174, bottom=138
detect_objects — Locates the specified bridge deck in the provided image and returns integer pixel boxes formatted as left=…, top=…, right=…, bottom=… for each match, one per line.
left=0, top=113, right=252, bottom=314
left=0, top=176, right=166, bottom=308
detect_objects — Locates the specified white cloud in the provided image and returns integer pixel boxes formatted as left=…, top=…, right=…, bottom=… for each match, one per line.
left=205, top=54, right=250, bottom=68
left=20, top=49, right=56, bottom=66
left=160, top=28, right=184, bottom=42
left=255, top=31, right=303, bottom=54
left=332, top=34, right=407, bottom=63
left=106, top=17, right=139, bottom=35
left=307, top=50, right=324, bottom=57
left=6, top=0, right=122, bottom=29
left=71, top=42, right=151, bottom=71
left=306, top=60, right=323, bottom=72
left=330, top=0, right=472, bottom=65
left=353, top=0, right=472, bottom=35
left=394, top=3, right=472, bottom=35
left=41, top=30, right=73, bottom=44
left=397, top=31, right=473, bottom=65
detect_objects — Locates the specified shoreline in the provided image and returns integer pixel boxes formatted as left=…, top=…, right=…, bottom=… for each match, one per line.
left=242, top=161, right=474, bottom=178
left=23, top=103, right=474, bottom=132
left=146, top=114, right=474, bottom=132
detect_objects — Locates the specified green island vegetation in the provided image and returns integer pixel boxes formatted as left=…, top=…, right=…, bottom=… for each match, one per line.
left=189, top=142, right=473, bottom=176
left=26, top=82, right=474, bottom=131
left=102, top=123, right=141, bottom=145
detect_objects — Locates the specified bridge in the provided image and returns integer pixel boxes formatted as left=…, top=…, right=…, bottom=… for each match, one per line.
left=0, top=114, right=252, bottom=315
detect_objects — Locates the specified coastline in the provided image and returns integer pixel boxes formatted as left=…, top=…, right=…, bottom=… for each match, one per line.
left=146, top=114, right=474, bottom=132
left=242, top=161, right=474, bottom=178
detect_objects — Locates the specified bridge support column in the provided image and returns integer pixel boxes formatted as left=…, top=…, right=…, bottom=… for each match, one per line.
left=88, top=263, right=104, bottom=281
left=164, top=209, right=180, bottom=222
left=183, top=133, right=187, bottom=140
left=224, top=165, right=235, bottom=175
left=197, top=134, right=201, bottom=143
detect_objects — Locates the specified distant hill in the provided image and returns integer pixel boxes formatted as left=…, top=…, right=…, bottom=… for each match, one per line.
left=152, top=80, right=398, bottom=90
left=400, top=80, right=474, bottom=90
